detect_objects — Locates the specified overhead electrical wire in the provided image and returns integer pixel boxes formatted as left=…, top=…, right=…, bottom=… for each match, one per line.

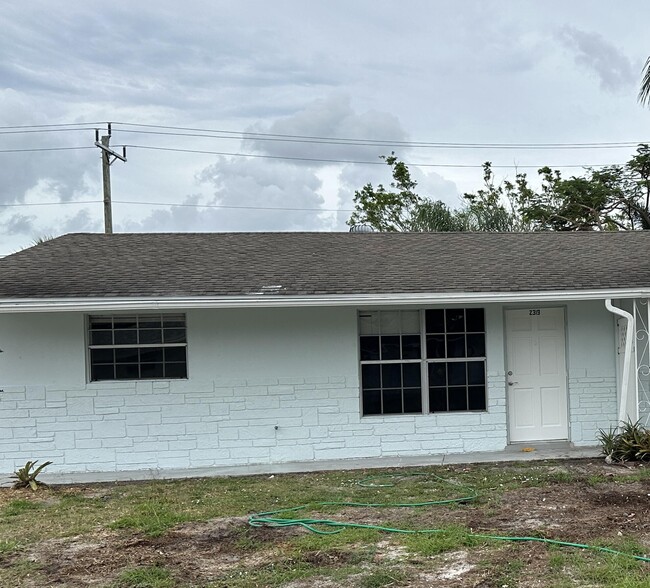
left=0, top=146, right=95, bottom=153
left=111, top=121, right=648, bottom=150
left=122, top=144, right=620, bottom=169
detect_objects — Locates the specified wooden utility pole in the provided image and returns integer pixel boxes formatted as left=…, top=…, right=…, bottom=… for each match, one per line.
left=95, top=124, right=127, bottom=234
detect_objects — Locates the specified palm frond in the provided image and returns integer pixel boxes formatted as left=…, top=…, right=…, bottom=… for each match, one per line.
left=639, top=56, right=650, bottom=106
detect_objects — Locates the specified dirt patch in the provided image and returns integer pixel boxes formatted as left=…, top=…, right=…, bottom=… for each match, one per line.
left=3, top=459, right=650, bottom=587
left=12, top=517, right=302, bottom=587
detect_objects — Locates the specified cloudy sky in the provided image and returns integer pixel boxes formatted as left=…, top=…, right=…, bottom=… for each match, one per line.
left=1, top=1, right=649, bottom=255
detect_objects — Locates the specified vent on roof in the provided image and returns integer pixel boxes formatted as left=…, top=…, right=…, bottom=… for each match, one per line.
left=349, top=224, right=375, bottom=233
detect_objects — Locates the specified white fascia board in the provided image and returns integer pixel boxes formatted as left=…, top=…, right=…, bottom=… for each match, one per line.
left=0, top=288, right=647, bottom=313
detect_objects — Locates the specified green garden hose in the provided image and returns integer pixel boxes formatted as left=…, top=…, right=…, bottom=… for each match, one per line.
left=248, top=472, right=650, bottom=563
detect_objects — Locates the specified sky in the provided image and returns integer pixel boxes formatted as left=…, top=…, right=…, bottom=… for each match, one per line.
left=1, top=1, right=649, bottom=255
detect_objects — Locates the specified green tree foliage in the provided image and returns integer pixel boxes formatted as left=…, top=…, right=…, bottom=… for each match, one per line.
left=347, top=155, right=519, bottom=232
left=348, top=154, right=423, bottom=232
left=349, top=146, right=650, bottom=233
left=510, top=144, right=650, bottom=231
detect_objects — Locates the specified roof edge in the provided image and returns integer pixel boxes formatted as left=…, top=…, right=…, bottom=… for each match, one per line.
left=0, top=289, right=645, bottom=313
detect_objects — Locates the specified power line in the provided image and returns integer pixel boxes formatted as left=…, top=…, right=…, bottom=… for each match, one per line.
left=0, top=146, right=95, bottom=153
left=0, top=198, right=351, bottom=213
left=0, top=200, right=100, bottom=208
left=112, top=121, right=648, bottom=149
left=113, top=200, right=352, bottom=212
left=112, top=126, right=646, bottom=150
left=0, top=128, right=99, bottom=135
left=0, top=122, right=104, bottom=130
left=124, top=144, right=620, bottom=169
left=0, top=141, right=624, bottom=168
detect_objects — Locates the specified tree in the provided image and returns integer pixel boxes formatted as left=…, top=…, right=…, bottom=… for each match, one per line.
left=347, top=154, right=423, bottom=232
left=508, top=144, right=650, bottom=231
left=349, top=146, right=650, bottom=233
left=348, top=155, right=520, bottom=232
left=640, top=56, right=650, bottom=107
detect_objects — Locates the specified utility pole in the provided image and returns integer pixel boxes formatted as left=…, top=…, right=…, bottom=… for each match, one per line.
left=94, top=123, right=127, bottom=234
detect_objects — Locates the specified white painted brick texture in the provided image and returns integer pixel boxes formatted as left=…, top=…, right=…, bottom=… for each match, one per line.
left=0, top=374, right=510, bottom=473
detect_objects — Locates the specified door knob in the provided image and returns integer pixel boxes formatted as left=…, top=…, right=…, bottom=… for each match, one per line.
left=508, top=381, right=519, bottom=386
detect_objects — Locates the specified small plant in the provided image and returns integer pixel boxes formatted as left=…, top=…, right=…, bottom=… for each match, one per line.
left=11, top=461, right=52, bottom=491
left=598, top=421, right=650, bottom=463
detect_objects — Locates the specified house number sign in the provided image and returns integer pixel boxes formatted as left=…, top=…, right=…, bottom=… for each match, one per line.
left=529, top=309, right=541, bottom=316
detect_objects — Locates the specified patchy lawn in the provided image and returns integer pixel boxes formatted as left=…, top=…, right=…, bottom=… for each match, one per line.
left=0, top=458, right=649, bottom=587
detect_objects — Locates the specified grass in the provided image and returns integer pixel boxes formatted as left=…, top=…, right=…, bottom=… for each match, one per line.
left=0, top=459, right=649, bottom=586
left=113, top=566, right=176, bottom=588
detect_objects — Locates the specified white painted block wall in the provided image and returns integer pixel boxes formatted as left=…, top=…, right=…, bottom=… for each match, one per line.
left=0, top=302, right=616, bottom=474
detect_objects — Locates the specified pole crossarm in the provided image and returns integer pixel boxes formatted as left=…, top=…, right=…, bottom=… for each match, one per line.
left=94, top=140, right=127, bottom=164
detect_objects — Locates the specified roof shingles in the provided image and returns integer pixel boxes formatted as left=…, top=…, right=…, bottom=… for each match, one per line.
left=0, top=231, right=648, bottom=299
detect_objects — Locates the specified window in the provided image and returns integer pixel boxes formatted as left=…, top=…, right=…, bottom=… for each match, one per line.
left=359, top=309, right=486, bottom=416
left=88, top=314, right=188, bottom=381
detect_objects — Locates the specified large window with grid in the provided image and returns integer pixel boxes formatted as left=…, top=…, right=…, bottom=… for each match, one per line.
left=359, top=309, right=486, bottom=416
left=88, top=314, right=188, bottom=381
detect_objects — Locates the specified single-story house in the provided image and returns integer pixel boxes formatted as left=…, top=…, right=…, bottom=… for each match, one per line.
left=0, top=231, right=649, bottom=476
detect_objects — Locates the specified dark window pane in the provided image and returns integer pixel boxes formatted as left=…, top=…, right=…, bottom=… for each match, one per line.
left=163, top=316, right=186, bottom=328
left=446, top=334, right=466, bottom=358
left=426, top=335, right=446, bottom=359
left=467, top=333, right=486, bottom=357
left=362, top=364, right=381, bottom=390
left=115, top=348, right=139, bottom=363
left=404, top=389, right=422, bottom=413
left=448, top=387, right=468, bottom=411
left=468, top=385, right=486, bottom=410
left=164, top=347, right=187, bottom=362
left=401, top=335, right=421, bottom=359
left=90, top=317, right=112, bottom=330
left=139, top=329, right=163, bottom=344
left=114, top=329, right=137, bottom=345
left=428, top=363, right=447, bottom=387
left=116, top=364, right=139, bottom=379
left=165, top=362, right=187, bottom=379
left=446, top=309, right=465, bottom=333
left=113, top=317, right=137, bottom=330
left=426, top=309, right=445, bottom=333
left=90, top=330, right=112, bottom=345
left=382, top=364, right=401, bottom=388
left=91, top=348, right=114, bottom=364
left=380, top=336, right=401, bottom=360
left=466, top=308, right=485, bottom=332
left=429, top=387, right=448, bottom=412
left=402, top=363, right=421, bottom=388
left=360, top=336, right=380, bottom=361
left=163, top=328, right=186, bottom=343
left=140, top=348, right=164, bottom=363
left=91, top=364, right=114, bottom=381
left=140, top=363, right=164, bottom=379
left=363, top=389, right=381, bottom=415
left=382, top=389, right=403, bottom=414
left=467, top=361, right=486, bottom=385
left=448, top=362, right=467, bottom=386
left=139, top=317, right=162, bottom=329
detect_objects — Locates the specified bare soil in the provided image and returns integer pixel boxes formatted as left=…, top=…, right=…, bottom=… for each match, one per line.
left=2, top=459, right=649, bottom=587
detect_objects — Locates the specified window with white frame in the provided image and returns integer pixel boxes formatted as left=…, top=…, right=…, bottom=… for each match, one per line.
left=359, top=309, right=486, bottom=415
left=88, top=314, right=187, bottom=381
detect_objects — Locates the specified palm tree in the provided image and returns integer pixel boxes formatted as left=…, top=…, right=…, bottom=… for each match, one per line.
left=640, top=57, right=650, bottom=106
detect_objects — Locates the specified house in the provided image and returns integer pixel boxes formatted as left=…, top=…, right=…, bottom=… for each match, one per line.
left=0, top=231, right=648, bottom=476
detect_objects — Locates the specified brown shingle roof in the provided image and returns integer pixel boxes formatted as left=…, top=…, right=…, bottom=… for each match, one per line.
left=0, top=231, right=648, bottom=299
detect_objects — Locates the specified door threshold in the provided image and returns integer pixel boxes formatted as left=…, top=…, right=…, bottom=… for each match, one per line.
left=506, top=441, right=571, bottom=453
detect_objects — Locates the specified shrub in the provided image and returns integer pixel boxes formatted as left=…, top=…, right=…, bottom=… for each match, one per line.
left=598, top=421, right=650, bottom=463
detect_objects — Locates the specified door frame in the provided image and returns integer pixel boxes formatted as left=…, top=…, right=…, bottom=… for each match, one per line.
left=503, top=304, right=571, bottom=444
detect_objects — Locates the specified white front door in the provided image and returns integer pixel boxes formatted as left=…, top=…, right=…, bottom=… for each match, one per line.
left=505, top=307, right=568, bottom=442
